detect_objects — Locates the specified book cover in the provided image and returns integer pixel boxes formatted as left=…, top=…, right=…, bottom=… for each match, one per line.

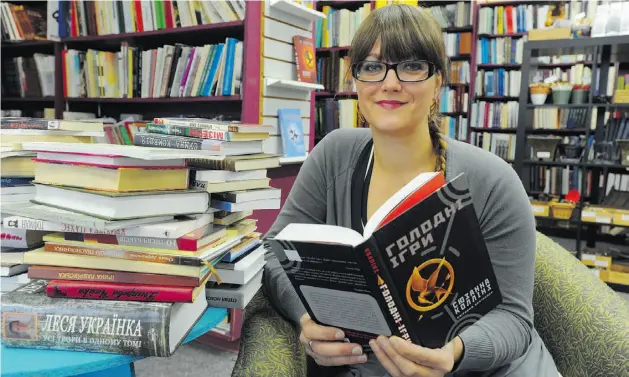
left=1, top=279, right=206, bottom=356
left=268, top=173, right=502, bottom=349
left=293, top=36, right=316, bottom=83
left=277, top=109, right=306, bottom=158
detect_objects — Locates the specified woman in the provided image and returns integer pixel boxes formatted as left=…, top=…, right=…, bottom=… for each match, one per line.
left=262, top=4, right=559, bottom=377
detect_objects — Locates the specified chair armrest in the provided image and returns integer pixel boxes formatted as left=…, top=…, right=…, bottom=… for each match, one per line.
left=231, top=290, right=307, bottom=377
left=533, top=233, right=629, bottom=377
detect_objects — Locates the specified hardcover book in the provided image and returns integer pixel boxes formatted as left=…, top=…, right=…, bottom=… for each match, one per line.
left=267, top=172, right=502, bottom=349
left=1, top=279, right=207, bottom=356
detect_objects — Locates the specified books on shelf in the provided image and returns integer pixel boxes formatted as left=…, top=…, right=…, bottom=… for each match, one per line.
left=441, top=115, right=468, bottom=142
left=442, top=32, right=472, bottom=58
left=1, top=2, right=47, bottom=42
left=429, top=2, right=472, bottom=29
left=471, top=133, right=515, bottom=162
left=475, top=69, right=521, bottom=97
left=477, top=36, right=526, bottom=65
left=0, top=116, right=277, bottom=356
left=449, top=61, right=470, bottom=85
left=317, top=53, right=355, bottom=93
left=56, top=0, right=245, bottom=38
left=315, top=3, right=371, bottom=48
left=2, top=54, right=55, bottom=98
left=470, top=101, right=519, bottom=130
left=315, top=98, right=360, bottom=135
left=268, top=171, right=501, bottom=348
left=62, top=38, right=243, bottom=99
left=439, top=87, right=468, bottom=114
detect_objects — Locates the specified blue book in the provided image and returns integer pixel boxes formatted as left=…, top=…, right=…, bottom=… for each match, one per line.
left=277, top=109, right=306, bottom=158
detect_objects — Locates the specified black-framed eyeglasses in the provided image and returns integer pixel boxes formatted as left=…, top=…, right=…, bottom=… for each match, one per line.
left=351, top=60, right=436, bottom=83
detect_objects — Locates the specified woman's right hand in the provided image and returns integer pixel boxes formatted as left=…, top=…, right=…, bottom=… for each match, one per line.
left=299, top=313, right=368, bottom=366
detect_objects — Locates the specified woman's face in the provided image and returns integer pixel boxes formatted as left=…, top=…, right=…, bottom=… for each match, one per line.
left=355, top=40, right=441, bottom=135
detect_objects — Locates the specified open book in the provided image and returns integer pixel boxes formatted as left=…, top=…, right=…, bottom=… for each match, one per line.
left=267, top=172, right=502, bottom=348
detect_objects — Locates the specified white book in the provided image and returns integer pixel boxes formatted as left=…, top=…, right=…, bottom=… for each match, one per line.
left=31, top=184, right=209, bottom=220
left=34, top=151, right=186, bottom=168
left=212, top=246, right=266, bottom=285
left=211, top=198, right=281, bottom=212
left=194, top=169, right=267, bottom=183
left=212, top=187, right=281, bottom=203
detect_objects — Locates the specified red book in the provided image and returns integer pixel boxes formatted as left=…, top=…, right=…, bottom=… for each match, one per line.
left=46, top=279, right=205, bottom=303
left=134, top=0, right=144, bottom=32
left=163, top=0, right=174, bottom=29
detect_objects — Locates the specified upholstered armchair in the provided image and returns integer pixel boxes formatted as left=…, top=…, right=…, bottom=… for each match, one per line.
left=231, top=232, right=629, bottom=377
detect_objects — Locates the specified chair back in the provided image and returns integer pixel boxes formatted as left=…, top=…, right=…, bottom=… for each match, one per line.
left=533, top=232, right=629, bottom=376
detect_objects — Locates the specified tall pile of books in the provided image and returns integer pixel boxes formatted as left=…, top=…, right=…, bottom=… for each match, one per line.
left=1, top=117, right=106, bottom=295
left=0, top=141, right=247, bottom=357
left=133, top=117, right=282, bottom=312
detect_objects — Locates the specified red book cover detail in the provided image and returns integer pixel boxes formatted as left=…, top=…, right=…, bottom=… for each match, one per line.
left=46, top=280, right=196, bottom=303
left=293, top=36, right=317, bottom=83
left=134, top=0, right=144, bottom=31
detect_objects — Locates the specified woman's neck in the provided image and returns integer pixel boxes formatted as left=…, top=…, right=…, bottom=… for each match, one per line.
left=371, top=124, right=437, bottom=177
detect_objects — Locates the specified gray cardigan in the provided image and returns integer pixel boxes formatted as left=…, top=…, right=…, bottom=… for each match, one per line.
left=262, top=128, right=558, bottom=376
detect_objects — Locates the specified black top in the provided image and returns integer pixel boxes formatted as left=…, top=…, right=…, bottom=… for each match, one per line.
left=350, top=139, right=374, bottom=234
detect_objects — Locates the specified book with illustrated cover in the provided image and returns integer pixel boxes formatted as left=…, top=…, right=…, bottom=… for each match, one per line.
left=1, top=279, right=207, bottom=356
left=293, top=36, right=316, bottom=84
left=277, top=109, right=306, bottom=158
left=267, top=172, right=502, bottom=349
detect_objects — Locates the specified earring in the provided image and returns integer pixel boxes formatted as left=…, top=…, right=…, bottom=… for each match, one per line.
left=356, top=103, right=367, bottom=128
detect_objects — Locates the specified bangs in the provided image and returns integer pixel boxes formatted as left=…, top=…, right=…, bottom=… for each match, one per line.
left=349, top=5, right=446, bottom=72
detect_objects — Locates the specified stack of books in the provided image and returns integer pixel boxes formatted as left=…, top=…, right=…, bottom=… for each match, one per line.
left=0, top=142, right=241, bottom=357
left=132, top=117, right=282, bottom=312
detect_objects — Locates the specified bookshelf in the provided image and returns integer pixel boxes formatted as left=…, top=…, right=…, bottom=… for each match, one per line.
left=513, top=35, right=629, bottom=289
left=312, top=0, right=473, bottom=144
left=1, top=0, right=327, bottom=348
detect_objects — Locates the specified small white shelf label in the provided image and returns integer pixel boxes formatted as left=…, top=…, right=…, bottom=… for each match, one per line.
left=537, top=151, right=551, bottom=158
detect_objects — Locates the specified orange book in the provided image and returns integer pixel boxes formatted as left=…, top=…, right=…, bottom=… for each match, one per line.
left=293, top=36, right=317, bottom=84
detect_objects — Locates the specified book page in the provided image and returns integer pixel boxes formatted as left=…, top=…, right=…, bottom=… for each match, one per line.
left=274, top=223, right=364, bottom=246
left=300, top=286, right=391, bottom=336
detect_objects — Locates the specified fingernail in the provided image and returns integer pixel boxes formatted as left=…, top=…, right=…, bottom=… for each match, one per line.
left=352, top=346, right=362, bottom=355
left=358, top=355, right=367, bottom=363
left=335, top=331, right=344, bottom=340
left=377, top=337, right=388, bottom=347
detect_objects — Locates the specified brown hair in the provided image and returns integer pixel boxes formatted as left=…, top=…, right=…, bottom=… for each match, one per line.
left=349, top=4, right=448, bottom=166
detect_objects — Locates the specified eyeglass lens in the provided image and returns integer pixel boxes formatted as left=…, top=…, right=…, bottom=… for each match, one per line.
left=355, top=61, right=432, bottom=82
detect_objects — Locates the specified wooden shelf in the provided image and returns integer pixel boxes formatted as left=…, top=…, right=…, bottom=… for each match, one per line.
left=62, top=21, right=244, bottom=44
left=524, top=160, right=581, bottom=167
left=470, top=127, right=516, bottom=133
left=2, top=96, right=55, bottom=102
left=444, top=26, right=474, bottom=33
left=449, top=54, right=471, bottom=61
left=265, top=78, right=324, bottom=91
left=478, top=33, right=527, bottom=38
left=477, top=63, right=521, bottom=69
left=526, top=103, right=590, bottom=109
left=269, top=0, right=326, bottom=22
left=64, top=96, right=241, bottom=103
left=527, top=128, right=588, bottom=135
left=1, top=40, right=57, bottom=48
left=441, top=111, right=467, bottom=117
left=316, top=46, right=350, bottom=53
left=476, top=96, right=518, bottom=101
left=533, top=61, right=594, bottom=68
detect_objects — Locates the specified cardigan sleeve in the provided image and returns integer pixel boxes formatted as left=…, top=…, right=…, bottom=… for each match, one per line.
left=260, top=136, right=330, bottom=326
left=452, top=157, right=537, bottom=372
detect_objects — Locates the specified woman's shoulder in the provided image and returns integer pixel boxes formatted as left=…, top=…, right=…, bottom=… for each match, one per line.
left=309, top=128, right=373, bottom=168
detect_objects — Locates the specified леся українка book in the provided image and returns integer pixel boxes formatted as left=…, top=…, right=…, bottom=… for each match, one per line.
left=267, top=172, right=502, bottom=349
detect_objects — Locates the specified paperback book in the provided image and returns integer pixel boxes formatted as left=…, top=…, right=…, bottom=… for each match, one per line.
left=267, top=172, right=502, bottom=349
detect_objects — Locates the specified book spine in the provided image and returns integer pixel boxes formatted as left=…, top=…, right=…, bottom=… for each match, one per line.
left=146, top=122, right=231, bottom=141
left=205, top=287, right=249, bottom=309
left=152, top=118, right=238, bottom=132
left=28, top=266, right=201, bottom=287
left=44, top=243, right=202, bottom=266
left=46, top=280, right=194, bottom=303
left=187, top=158, right=236, bottom=171
left=0, top=119, right=59, bottom=130
left=64, top=232, right=181, bottom=250
left=133, top=132, right=203, bottom=150
left=1, top=177, right=34, bottom=186
left=1, top=280, right=171, bottom=356
left=356, top=239, right=417, bottom=344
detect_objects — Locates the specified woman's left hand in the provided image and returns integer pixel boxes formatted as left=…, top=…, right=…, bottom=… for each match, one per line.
left=369, top=335, right=463, bottom=377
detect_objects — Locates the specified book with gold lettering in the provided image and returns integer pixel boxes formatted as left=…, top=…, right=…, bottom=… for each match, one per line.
left=267, top=172, right=502, bottom=349
left=0, top=278, right=207, bottom=356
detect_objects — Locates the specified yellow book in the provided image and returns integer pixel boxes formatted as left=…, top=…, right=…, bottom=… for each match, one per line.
left=322, top=6, right=331, bottom=48
left=24, top=248, right=207, bottom=278
left=33, top=161, right=190, bottom=192
left=375, top=0, right=390, bottom=9
left=1, top=156, right=36, bottom=176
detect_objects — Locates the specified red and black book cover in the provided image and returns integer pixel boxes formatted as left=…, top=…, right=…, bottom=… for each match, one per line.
left=269, top=173, right=502, bottom=349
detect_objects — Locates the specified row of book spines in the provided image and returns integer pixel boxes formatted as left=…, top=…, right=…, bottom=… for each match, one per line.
left=1, top=2, right=46, bottom=41
left=62, top=39, right=241, bottom=99
left=59, top=0, right=244, bottom=38
left=476, top=36, right=525, bottom=65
